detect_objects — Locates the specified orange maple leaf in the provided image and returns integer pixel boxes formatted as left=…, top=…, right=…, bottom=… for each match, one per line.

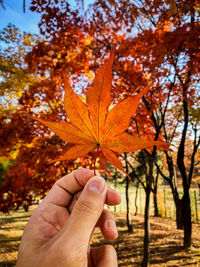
left=36, top=52, right=170, bottom=174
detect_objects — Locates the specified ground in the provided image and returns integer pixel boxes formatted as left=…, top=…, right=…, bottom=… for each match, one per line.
left=92, top=212, right=200, bottom=266
left=0, top=206, right=200, bottom=266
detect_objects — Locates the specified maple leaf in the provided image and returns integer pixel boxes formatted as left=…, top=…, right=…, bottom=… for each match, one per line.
left=36, top=52, right=170, bottom=175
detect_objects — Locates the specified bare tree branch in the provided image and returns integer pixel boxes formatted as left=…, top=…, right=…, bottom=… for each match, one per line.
left=0, top=0, right=5, bottom=9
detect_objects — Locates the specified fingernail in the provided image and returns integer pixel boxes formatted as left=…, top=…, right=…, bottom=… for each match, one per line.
left=88, top=178, right=105, bottom=194
left=106, top=219, right=117, bottom=234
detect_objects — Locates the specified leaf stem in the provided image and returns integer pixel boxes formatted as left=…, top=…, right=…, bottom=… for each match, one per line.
left=94, top=145, right=100, bottom=176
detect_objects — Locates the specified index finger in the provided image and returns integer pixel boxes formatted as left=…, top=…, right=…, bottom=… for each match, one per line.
left=43, top=168, right=121, bottom=208
left=43, top=168, right=94, bottom=207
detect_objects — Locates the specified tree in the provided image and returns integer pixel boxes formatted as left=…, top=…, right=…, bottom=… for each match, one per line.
left=0, top=25, right=76, bottom=211
left=0, top=24, right=39, bottom=113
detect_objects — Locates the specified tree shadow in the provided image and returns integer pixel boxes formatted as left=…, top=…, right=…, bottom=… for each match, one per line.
left=0, top=214, right=31, bottom=223
left=0, top=261, right=16, bottom=267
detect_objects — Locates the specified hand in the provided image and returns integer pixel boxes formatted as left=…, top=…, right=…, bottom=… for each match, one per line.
left=16, top=168, right=121, bottom=267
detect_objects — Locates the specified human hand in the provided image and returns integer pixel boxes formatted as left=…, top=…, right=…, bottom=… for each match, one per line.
left=16, top=168, right=121, bottom=267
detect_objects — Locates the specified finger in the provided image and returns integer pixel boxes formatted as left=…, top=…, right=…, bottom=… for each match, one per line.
left=90, top=245, right=118, bottom=267
left=68, top=186, right=121, bottom=213
left=43, top=168, right=94, bottom=207
left=58, top=176, right=107, bottom=245
left=106, top=187, right=121, bottom=206
left=68, top=191, right=82, bottom=213
left=42, top=168, right=121, bottom=208
left=97, top=209, right=118, bottom=240
left=68, top=201, right=118, bottom=240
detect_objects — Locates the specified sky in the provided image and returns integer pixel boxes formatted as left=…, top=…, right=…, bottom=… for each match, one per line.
left=0, top=0, right=40, bottom=34
left=0, top=0, right=94, bottom=34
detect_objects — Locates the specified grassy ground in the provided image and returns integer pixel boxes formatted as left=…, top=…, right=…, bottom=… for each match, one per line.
left=0, top=205, right=200, bottom=266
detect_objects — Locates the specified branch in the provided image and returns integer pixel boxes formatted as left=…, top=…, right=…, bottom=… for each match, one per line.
left=93, top=35, right=111, bottom=50
left=142, top=96, right=161, bottom=142
left=188, top=126, right=200, bottom=187
left=160, top=77, right=176, bottom=129
left=140, top=150, right=148, bottom=177
left=141, top=6, right=156, bottom=27
left=23, top=0, right=25, bottom=13
left=0, top=0, right=5, bottom=9
left=162, top=106, right=181, bottom=143
left=48, top=102, right=54, bottom=112
left=133, top=118, right=140, bottom=137
left=169, top=110, right=181, bottom=142
left=154, top=161, right=171, bottom=184
left=121, top=154, right=146, bottom=190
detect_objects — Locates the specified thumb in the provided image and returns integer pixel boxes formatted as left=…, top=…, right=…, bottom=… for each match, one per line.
left=62, top=176, right=107, bottom=245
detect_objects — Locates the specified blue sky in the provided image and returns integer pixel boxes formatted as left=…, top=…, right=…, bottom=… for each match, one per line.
left=0, top=0, right=94, bottom=34
left=0, top=0, right=41, bottom=34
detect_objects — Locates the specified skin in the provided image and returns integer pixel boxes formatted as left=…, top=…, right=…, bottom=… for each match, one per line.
left=16, top=168, right=121, bottom=267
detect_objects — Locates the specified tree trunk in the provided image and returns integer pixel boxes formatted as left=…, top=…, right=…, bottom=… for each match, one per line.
left=23, top=201, right=29, bottom=212
left=176, top=73, right=192, bottom=248
left=167, top=178, right=183, bottom=229
left=182, top=190, right=192, bottom=249
left=174, top=198, right=183, bottom=229
left=125, top=175, right=133, bottom=232
left=134, top=182, right=139, bottom=216
left=153, top=168, right=160, bottom=217
left=163, top=153, right=184, bottom=229
left=153, top=191, right=159, bottom=217
left=141, top=188, right=151, bottom=267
